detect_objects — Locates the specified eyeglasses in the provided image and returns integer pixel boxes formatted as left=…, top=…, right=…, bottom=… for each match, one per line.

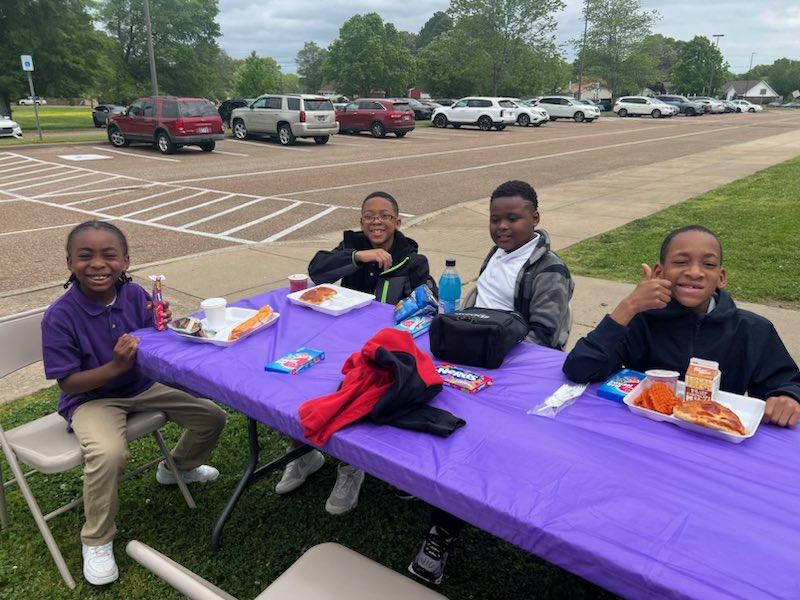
left=360, top=213, right=396, bottom=224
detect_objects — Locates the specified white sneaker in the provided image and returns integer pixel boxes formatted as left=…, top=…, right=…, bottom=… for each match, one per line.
left=82, top=541, right=119, bottom=585
left=325, top=464, right=365, bottom=515
left=156, top=462, right=219, bottom=485
left=275, top=449, right=325, bottom=494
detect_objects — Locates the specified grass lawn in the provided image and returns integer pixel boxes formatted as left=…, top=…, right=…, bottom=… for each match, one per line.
left=560, top=156, right=800, bottom=309
left=0, top=387, right=614, bottom=600
left=9, top=106, right=95, bottom=131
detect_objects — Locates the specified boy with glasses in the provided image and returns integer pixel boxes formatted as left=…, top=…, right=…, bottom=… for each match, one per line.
left=276, top=191, right=436, bottom=514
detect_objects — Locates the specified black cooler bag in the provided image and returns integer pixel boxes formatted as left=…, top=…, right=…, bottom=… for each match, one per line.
left=429, top=308, right=529, bottom=369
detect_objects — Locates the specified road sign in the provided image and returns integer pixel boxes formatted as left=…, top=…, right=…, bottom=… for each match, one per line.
left=20, top=55, right=34, bottom=72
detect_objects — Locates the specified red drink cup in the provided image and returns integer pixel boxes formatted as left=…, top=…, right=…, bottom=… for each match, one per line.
left=288, top=274, right=309, bottom=293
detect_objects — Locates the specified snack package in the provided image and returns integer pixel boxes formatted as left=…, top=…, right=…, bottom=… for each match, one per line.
left=149, top=275, right=167, bottom=331
left=684, top=358, right=721, bottom=402
left=436, top=363, right=493, bottom=394
left=528, top=383, right=588, bottom=418
left=597, top=369, right=646, bottom=403
left=393, top=315, right=433, bottom=338
left=394, top=283, right=438, bottom=323
left=265, top=347, right=325, bottom=375
left=167, top=316, right=214, bottom=338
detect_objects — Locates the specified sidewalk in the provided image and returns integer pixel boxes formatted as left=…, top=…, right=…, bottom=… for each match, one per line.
left=3, top=130, right=800, bottom=403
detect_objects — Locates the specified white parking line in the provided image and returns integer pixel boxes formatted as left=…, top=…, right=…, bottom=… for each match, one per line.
left=90, top=146, right=181, bottom=163
left=212, top=150, right=250, bottom=157
left=7, top=172, right=93, bottom=192
left=0, top=222, right=80, bottom=237
left=148, top=194, right=235, bottom=222
left=0, top=165, right=62, bottom=181
left=226, top=139, right=312, bottom=153
left=219, top=201, right=303, bottom=236
left=98, top=188, right=176, bottom=211
left=65, top=189, right=129, bottom=205
left=263, top=206, right=338, bottom=242
left=37, top=176, right=123, bottom=197
left=180, top=197, right=269, bottom=228
left=120, top=190, right=210, bottom=218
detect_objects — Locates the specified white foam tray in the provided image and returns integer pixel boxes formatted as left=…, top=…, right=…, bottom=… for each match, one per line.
left=623, top=380, right=765, bottom=443
left=287, top=284, right=374, bottom=316
left=169, top=307, right=279, bottom=347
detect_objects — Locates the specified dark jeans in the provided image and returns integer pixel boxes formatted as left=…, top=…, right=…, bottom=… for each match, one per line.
left=430, top=507, right=464, bottom=537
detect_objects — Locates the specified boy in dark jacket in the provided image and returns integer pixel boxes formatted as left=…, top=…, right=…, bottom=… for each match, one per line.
left=308, top=191, right=434, bottom=304
left=563, top=225, right=800, bottom=427
left=409, top=180, right=574, bottom=585
left=276, top=191, right=436, bottom=516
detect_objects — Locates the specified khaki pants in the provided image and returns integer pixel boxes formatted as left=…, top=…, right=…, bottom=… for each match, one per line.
left=70, top=382, right=226, bottom=545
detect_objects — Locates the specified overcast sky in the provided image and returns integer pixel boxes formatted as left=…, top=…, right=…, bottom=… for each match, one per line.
left=217, top=0, right=800, bottom=74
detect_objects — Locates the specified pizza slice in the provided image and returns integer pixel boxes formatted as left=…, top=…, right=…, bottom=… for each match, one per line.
left=672, top=400, right=747, bottom=436
left=299, top=286, right=337, bottom=304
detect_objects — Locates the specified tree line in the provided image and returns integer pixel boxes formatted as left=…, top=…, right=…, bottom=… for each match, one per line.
left=1, top=0, right=798, bottom=115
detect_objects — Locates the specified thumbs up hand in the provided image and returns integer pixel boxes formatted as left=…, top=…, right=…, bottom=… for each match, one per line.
left=610, top=264, right=672, bottom=326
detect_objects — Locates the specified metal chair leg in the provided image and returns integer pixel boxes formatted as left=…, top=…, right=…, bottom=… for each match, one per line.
left=152, top=430, right=196, bottom=509
left=0, top=459, right=9, bottom=528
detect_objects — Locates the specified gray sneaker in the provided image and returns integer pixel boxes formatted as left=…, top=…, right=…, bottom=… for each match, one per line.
left=275, top=449, right=325, bottom=494
left=325, top=464, right=365, bottom=515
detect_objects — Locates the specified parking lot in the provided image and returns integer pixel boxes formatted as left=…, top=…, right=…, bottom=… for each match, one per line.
left=2, top=110, right=800, bottom=295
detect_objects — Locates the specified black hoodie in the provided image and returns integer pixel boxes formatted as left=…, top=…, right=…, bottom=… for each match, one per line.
left=308, top=230, right=435, bottom=305
left=563, top=289, right=800, bottom=402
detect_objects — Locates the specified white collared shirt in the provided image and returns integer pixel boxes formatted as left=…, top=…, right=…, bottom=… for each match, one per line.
left=475, top=235, right=539, bottom=311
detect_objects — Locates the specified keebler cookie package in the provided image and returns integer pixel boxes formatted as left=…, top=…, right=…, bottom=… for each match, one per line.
left=684, top=357, right=721, bottom=402
left=597, top=369, right=645, bottom=403
left=394, top=283, right=438, bottom=323
left=265, top=348, right=325, bottom=375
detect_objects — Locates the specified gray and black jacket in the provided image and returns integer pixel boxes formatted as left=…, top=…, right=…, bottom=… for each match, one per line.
left=465, top=230, right=574, bottom=350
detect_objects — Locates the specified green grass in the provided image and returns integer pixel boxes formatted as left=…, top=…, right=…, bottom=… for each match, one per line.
left=0, top=387, right=614, bottom=599
left=560, top=156, right=800, bottom=309
left=8, top=106, right=95, bottom=131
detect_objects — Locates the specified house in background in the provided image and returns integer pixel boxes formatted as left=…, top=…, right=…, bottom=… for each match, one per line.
left=560, top=78, right=613, bottom=100
left=721, top=80, right=779, bottom=105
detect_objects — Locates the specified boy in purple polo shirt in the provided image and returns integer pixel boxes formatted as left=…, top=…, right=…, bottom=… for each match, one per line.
left=42, top=221, right=226, bottom=586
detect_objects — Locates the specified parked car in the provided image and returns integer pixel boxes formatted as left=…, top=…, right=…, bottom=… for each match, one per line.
left=92, top=104, right=126, bottom=128
left=218, top=98, right=253, bottom=128
left=501, top=98, right=548, bottom=127
left=431, top=97, right=516, bottom=130
left=654, top=95, right=705, bottom=116
left=18, top=96, right=46, bottom=105
left=388, top=98, right=432, bottom=121
left=535, top=96, right=600, bottom=122
left=731, top=99, right=763, bottom=113
left=230, top=94, right=338, bottom=145
left=781, top=102, right=800, bottom=108
left=336, top=99, right=415, bottom=138
left=613, top=96, right=677, bottom=118
left=434, top=98, right=456, bottom=107
left=0, top=116, right=23, bottom=139
left=688, top=97, right=726, bottom=114
left=106, top=96, right=224, bottom=154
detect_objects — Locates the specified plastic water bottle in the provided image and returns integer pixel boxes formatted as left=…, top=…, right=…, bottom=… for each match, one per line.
left=438, top=258, right=462, bottom=314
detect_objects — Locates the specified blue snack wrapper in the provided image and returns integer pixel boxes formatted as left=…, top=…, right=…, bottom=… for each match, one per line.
left=265, top=347, right=324, bottom=375
left=393, top=283, right=438, bottom=323
left=598, top=369, right=645, bottom=403
left=393, top=315, right=433, bottom=338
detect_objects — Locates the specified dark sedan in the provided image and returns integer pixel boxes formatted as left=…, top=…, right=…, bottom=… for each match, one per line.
left=92, top=104, right=126, bottom=127
left=336, top=99, right=415, bottom=138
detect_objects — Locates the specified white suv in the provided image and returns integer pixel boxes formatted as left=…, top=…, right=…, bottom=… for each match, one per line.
left=230, top=94, right=339, bottom=145
left=731, top=99, right=763, bottom=113
left=614, top=96, right=676, bottom=118
left=535, top=96, right=600, bottom=122
left=431, top=97, right=516, bottom=131
left=18, top=96, right=47, bottom=105
left=502, top=98, right=548, bottom=127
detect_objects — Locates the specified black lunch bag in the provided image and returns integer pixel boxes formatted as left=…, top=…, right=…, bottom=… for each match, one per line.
left=429, top=308, right=530, bottom=369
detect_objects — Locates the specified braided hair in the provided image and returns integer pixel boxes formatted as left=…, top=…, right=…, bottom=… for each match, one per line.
left=63, top=221, right=133, bottom=289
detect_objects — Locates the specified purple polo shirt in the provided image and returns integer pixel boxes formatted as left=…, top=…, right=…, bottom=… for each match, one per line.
left=42, top=282, right=155, bottom=429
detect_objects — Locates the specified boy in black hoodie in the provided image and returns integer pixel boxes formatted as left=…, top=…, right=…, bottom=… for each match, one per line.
left=275, top=191, right=436, bottom=516
left=563, top=225, right=800, bottom=427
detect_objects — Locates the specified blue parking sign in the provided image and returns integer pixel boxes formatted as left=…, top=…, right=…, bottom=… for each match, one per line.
left=21, top=55, right=34, bottom=71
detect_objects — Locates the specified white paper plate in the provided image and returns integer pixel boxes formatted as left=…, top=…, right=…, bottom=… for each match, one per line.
left=169, top=307, right=279, bottom=347
left=623, top=380, right=765, bottom=443
left=287, top=284, right=374, bottom=316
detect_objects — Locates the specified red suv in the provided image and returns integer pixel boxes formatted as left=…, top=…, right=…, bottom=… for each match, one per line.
left=107, top=96, right=224, bottom=154
left=335, top=99, right=415, bottom=138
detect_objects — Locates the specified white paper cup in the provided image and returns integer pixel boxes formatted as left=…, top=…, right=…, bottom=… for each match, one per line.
left=288, top=274, right=309, bottom=292
left=201, top=297, right=227, bottom=330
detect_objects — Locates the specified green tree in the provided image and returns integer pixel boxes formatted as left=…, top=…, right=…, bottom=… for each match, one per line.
left=448, top=0, right=565, bottom=95
left=296, top=42, right=328, bottom=93
left=417, top=11, right=453, bottom=51
left=281, top=73, right=302, bottom=94
left=576, top=0, right=659, bottom=96
left=324, top=13, right=415, bottom=97
left=232, top=52, right=282, bottom=97
left=758, top=59, right=800, bottom=98
left=671, top=36, right=726, bottom=96
left=0, top=0, right=104, bottom=111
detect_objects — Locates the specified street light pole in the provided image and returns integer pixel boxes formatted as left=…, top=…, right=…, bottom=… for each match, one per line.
left=707, top=34, right=724, bottom=95
left=143, top=0, right=159, bottom=96
left=576, top=0, right=589, bottom=100
left=745, top=52, right=755, bottom=102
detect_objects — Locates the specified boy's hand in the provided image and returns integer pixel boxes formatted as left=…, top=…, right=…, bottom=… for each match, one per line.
left=610, top=264, right=672, bottom=326
left=111, top=333, right=139, bottom=373
left=355, top=249, right=393, bottom=270
left=146, top=299, right=171, bottom=322
left=763, top=395, right=800, bottom=427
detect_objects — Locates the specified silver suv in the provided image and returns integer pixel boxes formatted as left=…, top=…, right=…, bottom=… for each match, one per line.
left=230, top=94, right=339, bottom=145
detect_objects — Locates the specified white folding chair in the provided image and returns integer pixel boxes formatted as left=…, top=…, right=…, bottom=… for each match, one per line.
left=126, top=540, right=449, bottom=600
left=0, top=307, right=196, bottom=589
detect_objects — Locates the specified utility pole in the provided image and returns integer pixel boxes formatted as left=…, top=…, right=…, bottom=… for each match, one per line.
left=744, top=52, right=755, bottom=102
left=144, top=0, right=159, bottom=96
left=707, top=34, right=724, bottom=95
left=576, top=0, right=589, bottom=100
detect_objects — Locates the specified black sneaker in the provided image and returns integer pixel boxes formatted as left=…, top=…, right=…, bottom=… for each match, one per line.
left=408, top=525, right=454, bottom=584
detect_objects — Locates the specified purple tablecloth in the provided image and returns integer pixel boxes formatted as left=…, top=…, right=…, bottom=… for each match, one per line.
left=136, top=289, right=800, bottom=600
